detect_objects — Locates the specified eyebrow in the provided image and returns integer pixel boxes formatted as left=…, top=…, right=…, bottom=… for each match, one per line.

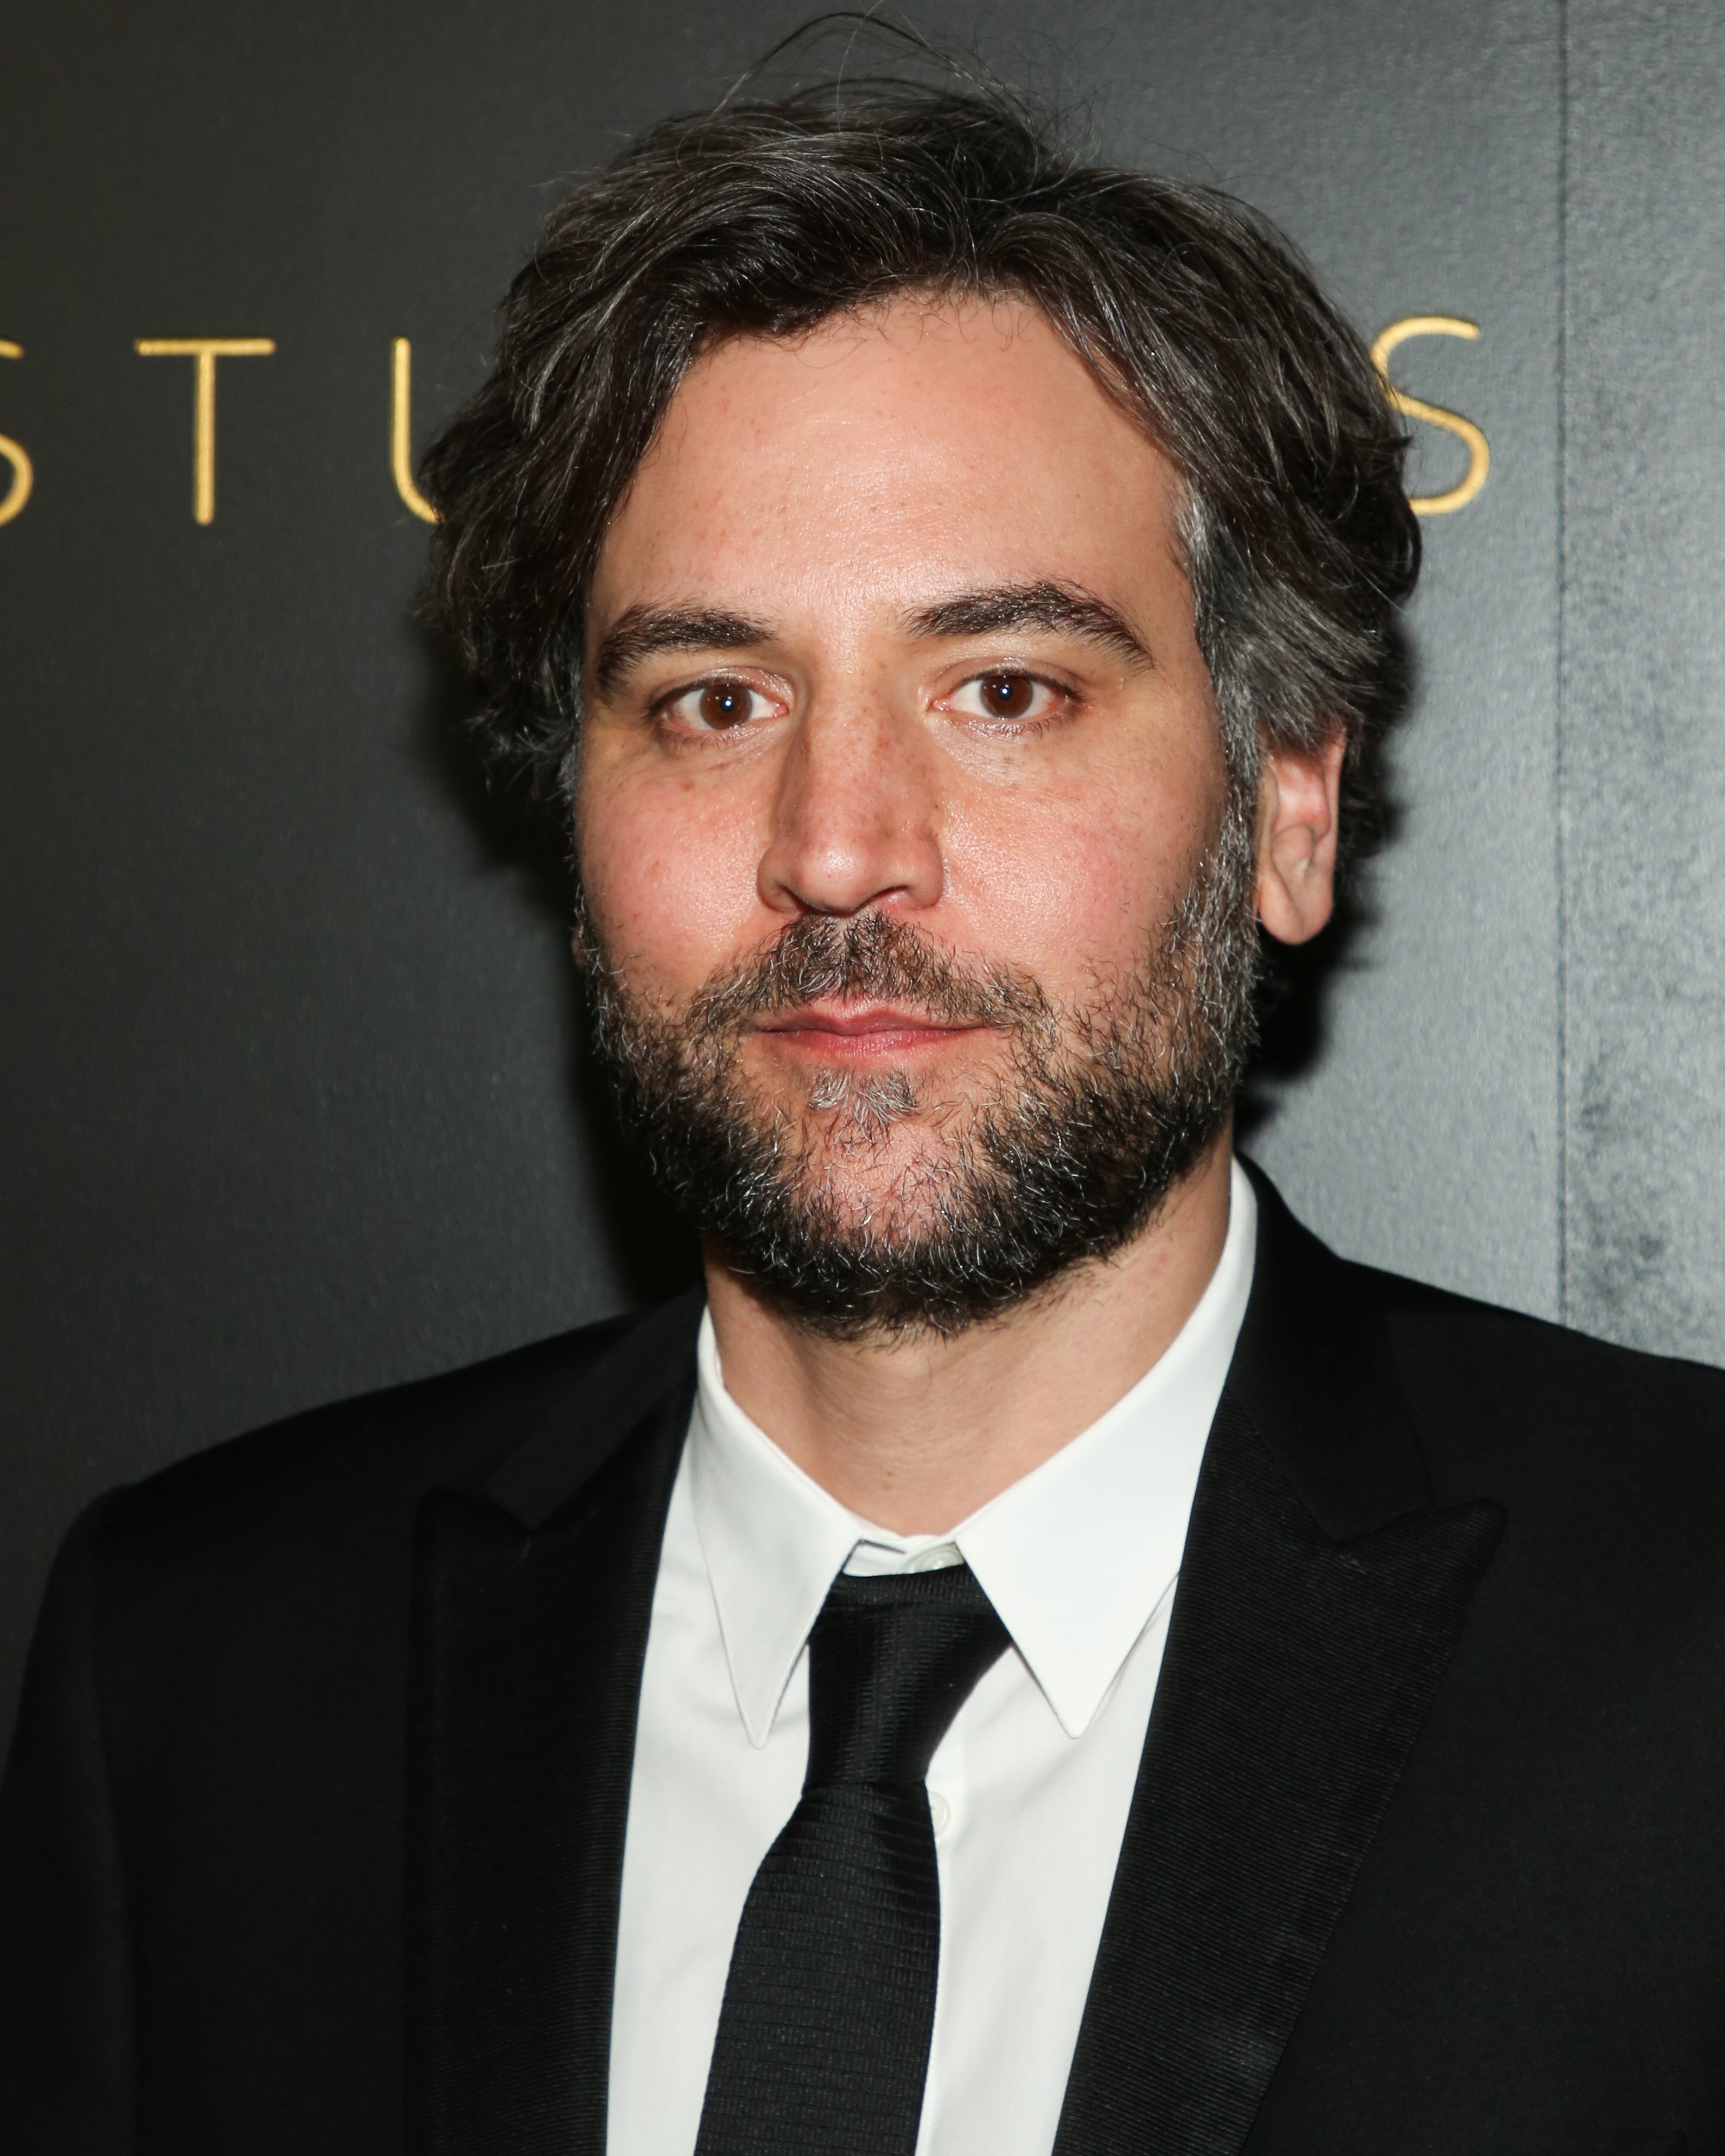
left=590, top=604, right=776, bottom=700
left=905, top=581, right=1153, bottom=669
left=589, top=579, right=1153, bottom=699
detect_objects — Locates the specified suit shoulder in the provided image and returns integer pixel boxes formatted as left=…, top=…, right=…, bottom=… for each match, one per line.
left=1360, top=1255, right=1725, bottom=1402
left=25, top=1309, right=689, bottom=1763
left=1354, top=1257, right=1725, bottom=1508
left=93, top=1310, right=641, bottom=1554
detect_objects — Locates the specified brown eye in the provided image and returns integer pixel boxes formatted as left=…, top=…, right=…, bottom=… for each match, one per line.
left=698, top=683, right=754, bottom=728
left=978, top=674, right=1036, bottom=718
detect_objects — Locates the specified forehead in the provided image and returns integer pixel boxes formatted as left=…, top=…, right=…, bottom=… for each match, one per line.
left=589, top=295, right=1188, bottom=629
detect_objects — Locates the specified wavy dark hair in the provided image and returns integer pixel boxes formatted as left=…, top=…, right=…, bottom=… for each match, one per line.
left=423, top=78, right=1418, bottom=854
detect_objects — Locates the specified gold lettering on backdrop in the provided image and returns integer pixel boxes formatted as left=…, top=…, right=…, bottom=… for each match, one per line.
left=0, top=341, right=32, bottom=528
left=390, top=339, right=439, bottom=523
left=134, top=337, right=277, bottom=524
left=1371, top=316, right=1489, bottom=515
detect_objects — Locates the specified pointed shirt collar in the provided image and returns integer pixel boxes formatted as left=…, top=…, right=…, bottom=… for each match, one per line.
left=688, top=1158, right=1258, bottom=1746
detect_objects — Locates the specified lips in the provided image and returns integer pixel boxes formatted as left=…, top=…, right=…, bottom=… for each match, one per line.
left=752, top=1002, right=988, bottom=1054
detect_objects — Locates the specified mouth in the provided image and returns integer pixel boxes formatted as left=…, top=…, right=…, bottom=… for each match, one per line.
left=750, top=1001, right=993, bottom=1061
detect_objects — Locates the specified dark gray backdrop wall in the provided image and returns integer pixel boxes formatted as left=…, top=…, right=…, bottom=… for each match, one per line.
left=1, top=0, right=1717, bottom=1750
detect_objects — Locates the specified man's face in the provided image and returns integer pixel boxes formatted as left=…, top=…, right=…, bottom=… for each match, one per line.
left=577, top=296, right=1258, bottom=1333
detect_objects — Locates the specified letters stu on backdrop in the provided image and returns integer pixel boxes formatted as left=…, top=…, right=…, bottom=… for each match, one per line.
left=0, top=319, right=1488, bottom=528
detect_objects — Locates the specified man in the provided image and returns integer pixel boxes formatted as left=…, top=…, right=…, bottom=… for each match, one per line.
left=4, top=77, right=1724, bottom=2156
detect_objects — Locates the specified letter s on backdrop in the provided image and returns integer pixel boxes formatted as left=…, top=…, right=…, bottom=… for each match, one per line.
left=1372, top=316, right=1490, bottom=515
left=0, top=341, right=32, bottom=527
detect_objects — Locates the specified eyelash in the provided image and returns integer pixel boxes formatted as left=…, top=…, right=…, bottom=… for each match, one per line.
left=655, top=678, right=779, bottom=733
left=650, top=666, right=1079, bottom=737
left=939, top=671, right=1074, bottom=729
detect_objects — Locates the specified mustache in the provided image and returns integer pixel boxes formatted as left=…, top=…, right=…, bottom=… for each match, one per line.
left=686, top=912, right=1055, bottom=1038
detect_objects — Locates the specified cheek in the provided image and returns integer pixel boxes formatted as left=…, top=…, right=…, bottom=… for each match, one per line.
left=940, top=744, right=1223, bottom=990
left=576, top=757, right=767, bottom=997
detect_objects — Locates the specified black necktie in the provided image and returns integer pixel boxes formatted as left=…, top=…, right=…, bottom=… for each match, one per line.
left=694, top=1561, right=1011, bottom=2156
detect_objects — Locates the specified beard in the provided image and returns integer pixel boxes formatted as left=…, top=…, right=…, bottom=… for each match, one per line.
left=582, top=792, right=1262, bottom=1340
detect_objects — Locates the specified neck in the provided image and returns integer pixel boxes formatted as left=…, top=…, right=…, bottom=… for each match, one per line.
left=702, top=1130, right=1235, bottom=1534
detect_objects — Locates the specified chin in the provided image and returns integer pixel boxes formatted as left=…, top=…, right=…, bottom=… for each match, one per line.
left=766, top=1064, right=974, bottom=1150
left=771, top=1100, right=968, bottom=1205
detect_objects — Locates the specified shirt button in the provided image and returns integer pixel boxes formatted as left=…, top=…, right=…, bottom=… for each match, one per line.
left=928, top=1792, right=951, bottom=1835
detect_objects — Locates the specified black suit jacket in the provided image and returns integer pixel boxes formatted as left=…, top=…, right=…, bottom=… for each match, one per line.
left=5, top=1165, right=1725, bottom=2156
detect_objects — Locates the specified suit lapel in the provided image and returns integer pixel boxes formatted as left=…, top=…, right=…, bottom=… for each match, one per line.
left=1053, top=1170, right=1504, bottom=2156
left=405, top=1293, right=703, bottom=2156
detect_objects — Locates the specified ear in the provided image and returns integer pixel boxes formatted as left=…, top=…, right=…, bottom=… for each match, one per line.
left=1255, top=728, right=1346, bottom=946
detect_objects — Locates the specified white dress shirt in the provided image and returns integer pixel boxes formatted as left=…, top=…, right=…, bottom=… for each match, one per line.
left=608, top=1159, right=1258, bottom=2156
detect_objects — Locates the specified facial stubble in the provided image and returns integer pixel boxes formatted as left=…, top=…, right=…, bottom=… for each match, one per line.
left=582, top=791, right=1261, bottom=1339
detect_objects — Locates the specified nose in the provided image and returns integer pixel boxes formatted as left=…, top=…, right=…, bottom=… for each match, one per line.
left=757, top=695, right=944, bottom=919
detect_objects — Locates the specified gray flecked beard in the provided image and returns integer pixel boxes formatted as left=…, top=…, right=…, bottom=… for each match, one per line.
left=581, top=792, right=1261, bottom=1340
